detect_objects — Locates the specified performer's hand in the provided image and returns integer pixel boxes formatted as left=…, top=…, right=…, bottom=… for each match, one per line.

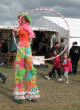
left=29, top=38, right=32, bottom=44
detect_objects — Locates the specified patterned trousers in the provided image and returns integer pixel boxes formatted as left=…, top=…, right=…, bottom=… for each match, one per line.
left=13, top=41, right=40, bottom=99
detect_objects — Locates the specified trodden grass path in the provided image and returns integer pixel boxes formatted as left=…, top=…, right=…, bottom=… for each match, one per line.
left=0, top=64, right=80, bottom=110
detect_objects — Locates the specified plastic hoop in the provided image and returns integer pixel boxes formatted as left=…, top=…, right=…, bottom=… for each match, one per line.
left=13, top=8, right=70, bottom=61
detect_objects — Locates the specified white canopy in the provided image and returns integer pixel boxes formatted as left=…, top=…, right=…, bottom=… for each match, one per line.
left=0, top=16, right=80, bottom=38
left=44, top=16, right=80, bottom=37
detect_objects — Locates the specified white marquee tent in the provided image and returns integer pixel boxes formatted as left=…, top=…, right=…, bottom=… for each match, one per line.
left=33, top=16, right=80, bottom=48
left=0, top=16, right=80, bottom=49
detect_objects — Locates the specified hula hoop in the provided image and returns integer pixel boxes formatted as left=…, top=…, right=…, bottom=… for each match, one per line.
left=13, top=8, right=70, bottom=61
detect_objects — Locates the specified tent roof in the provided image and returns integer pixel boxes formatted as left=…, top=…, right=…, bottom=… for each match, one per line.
left=43, top=16, right=80, bottom=37
left=33, top=16, right=80, bottom=37
left=32, top=26, right=57, bottom=32
left=0, top=25, right=57, bottom=32
left=0, top=25, right=14, bottom=29
left=1, top=16, right=80, bottom=37
left=33, top=16, right=68, bottom=38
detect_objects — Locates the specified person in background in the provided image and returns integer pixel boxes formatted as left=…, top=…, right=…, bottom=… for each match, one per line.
left=45, top=49, right=62, bottom=81
left=0, top=42, right=7, bottom=83
left=69, top=41, right=80, bottom=74
left=60, top=38, right=66, bottom=61
left=62, top=53, right=72, bottom=84
left=1, top=40, right=8, bottom=54
left=50, top=41, right=61, bottom=77
left=0, top=72, right=7, bottom=83
left=60, top=38, right=66, bottom=75
left=52, top=41, right=61, bottom=55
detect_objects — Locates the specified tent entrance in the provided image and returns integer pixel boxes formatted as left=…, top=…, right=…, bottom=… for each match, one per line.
left=32, top=30, right=58, bottom=58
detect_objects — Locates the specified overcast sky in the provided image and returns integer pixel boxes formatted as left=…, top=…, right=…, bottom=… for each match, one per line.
left=0, top=0, right=80, bottom=25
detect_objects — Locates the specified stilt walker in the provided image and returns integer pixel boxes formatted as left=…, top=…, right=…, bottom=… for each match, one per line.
left=13, top=13, right=40, bottom=104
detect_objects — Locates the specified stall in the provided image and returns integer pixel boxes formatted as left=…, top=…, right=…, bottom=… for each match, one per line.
left=0, top=25, right=58, bottom=64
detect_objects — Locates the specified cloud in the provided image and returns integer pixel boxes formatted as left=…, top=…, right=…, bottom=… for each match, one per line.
left=0, top=0, right=80, bottom=25
left=40, top=0, right=80, bottom=8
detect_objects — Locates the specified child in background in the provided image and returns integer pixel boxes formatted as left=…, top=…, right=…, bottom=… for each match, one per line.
left=62, top=53, right=72, bottom=84
left=45, top=50, right=62, bottom=81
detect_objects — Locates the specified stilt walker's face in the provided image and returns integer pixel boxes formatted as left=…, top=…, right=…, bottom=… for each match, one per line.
left=21, top=17, right=28, bottom=24
left=18, top=15, right=28, bottom=25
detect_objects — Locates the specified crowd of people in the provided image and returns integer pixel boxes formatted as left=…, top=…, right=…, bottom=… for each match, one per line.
left=45, top=39, right=80, bottom=84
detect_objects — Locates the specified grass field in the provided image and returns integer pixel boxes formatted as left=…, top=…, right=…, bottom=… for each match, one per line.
left=0, top=64, right=80, bottom=110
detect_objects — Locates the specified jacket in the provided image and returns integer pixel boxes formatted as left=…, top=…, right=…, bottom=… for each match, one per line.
left=53, top=56, right=61, bottom=68
left=62, top=58, right=72, bottom=72
left=69, top=46, right=80, bottom=63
